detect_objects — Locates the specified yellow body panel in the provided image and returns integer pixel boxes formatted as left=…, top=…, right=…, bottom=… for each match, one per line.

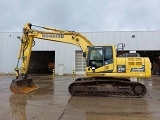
left=86, top=57, right=151, bottom=78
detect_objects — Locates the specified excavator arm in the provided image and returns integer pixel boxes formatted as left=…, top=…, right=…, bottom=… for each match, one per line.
left=10, top=23, right=93, bottom=94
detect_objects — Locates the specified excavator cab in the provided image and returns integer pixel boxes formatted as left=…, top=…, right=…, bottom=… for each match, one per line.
left=87, top=46, right=113, bottom=69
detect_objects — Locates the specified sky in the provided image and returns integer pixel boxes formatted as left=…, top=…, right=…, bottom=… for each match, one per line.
left=1, top=0, right=160, bottom=32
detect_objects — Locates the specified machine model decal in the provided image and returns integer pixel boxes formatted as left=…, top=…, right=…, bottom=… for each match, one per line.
left=42, top=34, right=64, bottom=38
left=130, top=65, right=145, bottom=72
left=117, top=65, right=126, bottom=73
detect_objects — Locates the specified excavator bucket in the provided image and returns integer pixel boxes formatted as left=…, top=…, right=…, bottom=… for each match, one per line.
left=10, top=77, right=39, bottom=94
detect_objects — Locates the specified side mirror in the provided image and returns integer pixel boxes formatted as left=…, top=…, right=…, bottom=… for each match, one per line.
left=83, top=52, right=86, bottom=57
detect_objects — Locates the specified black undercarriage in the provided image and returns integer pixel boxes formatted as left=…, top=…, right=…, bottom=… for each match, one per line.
left=68, top=77, right=146, bottom=98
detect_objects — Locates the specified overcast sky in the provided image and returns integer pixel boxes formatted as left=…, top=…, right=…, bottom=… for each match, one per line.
left=1, top=0, right=160, bottom=32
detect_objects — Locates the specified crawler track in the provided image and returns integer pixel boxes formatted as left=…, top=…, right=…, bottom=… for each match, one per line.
left=68, top=77, right=146, bottom=98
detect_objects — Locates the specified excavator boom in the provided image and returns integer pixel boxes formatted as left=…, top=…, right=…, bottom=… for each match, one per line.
left=10, top=23, right=93, bottom=94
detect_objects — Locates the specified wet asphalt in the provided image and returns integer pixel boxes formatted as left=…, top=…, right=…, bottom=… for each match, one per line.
left=0, top=75, right=160, bottom=120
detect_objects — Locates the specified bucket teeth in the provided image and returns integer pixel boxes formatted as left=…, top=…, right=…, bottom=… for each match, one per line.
left=10, top=77, right=39, bottom=94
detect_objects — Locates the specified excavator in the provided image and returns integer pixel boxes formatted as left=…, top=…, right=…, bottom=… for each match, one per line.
left=10, top=23, right=151, bottom=97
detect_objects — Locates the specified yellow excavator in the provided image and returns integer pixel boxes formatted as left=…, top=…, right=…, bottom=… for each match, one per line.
left=10, top=23, right=151, bottom=97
